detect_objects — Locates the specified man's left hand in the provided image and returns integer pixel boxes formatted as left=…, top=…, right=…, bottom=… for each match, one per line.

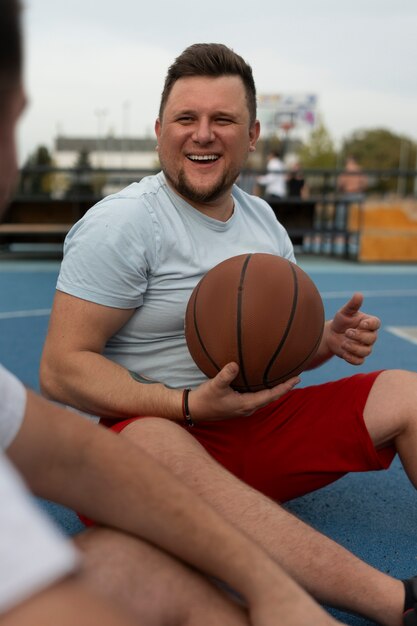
left=326, top=292, right=380, bottom=365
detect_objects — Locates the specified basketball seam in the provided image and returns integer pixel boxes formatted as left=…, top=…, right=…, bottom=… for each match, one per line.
left=192, top=277, right=222, bottom=375
left=264, top=323, right=324, bottom=387
left=237, top=254, right=252, bottom=393
left=262, top=261, right=299, bottom=388
left=233, top=311, right=324, bottom=391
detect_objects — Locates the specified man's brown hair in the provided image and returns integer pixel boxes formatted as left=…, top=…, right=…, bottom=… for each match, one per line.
left=159, top=43, right=257, bottom=123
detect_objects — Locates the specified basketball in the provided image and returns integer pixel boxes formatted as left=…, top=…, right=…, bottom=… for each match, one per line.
left=185, top=253, right=325, bottom=392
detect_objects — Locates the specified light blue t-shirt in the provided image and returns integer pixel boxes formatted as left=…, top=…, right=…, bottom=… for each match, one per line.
left=57, top=172, right=295, bottom=389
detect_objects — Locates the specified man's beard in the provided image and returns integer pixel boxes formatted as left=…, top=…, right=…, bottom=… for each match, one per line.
left=165, top=166, right=240, bottom=205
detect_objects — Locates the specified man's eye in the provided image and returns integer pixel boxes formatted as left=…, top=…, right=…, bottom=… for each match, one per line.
left=216, top=118, right=233, bottom=125
left=177, top=116, right=193, bottom=123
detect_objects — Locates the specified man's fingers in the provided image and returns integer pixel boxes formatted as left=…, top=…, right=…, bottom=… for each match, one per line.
left=214, top=367, right=299, bottom=406
left=341, top=351, right=366, bottom=366
left=342, top=339, right=373, bottom=357
left=214, top=362, right=239, bottom=388
left=243, top=376, right=300, bottom=410
left=340, top=292, right=363, bottom=317
left=358, top=316, right=381, bottom=331
left=345, top=328, right=379, bottom=346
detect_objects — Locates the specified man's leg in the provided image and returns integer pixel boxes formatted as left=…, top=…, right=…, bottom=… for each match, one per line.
left=121, top=418, right=404, bottom=626
left=0, top=576, right=139, bottom=626
left=75, top=527, right=249, bottom=626
left=363, top=369, right=417, bottom=486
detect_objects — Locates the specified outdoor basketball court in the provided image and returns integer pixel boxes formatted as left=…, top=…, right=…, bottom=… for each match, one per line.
left=1, top=255, right=416, bottom=625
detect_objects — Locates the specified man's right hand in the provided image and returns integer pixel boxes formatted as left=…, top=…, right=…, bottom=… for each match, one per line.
left=188, top=362, right=300, bottom=422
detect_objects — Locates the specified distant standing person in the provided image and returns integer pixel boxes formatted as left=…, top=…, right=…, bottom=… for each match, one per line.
left=335, top=156, right=367, bottom=231
left=257, top=150, right=286, bottom=199
left=286, top=160, right=308, bottom=198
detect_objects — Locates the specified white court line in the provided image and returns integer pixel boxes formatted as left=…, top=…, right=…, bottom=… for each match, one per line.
left=321, top=289, right=417, bottom=300
left=386, top=327, right=417, bottom=347
left=0, top=289, right=417, bottom=320
left=0, top=308, right=51, bottom=320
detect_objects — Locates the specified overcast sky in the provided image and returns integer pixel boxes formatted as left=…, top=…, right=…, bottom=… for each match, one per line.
left=17, top=0, right=417, bottom=164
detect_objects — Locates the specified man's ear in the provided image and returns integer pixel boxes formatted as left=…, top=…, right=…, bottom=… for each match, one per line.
left=155, top=117, right=161, bottom=141
left=249, top=120, right=260, bottom=152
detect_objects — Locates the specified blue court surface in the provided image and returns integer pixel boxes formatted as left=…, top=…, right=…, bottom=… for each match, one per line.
left=1, top=255, right=417, bottom=625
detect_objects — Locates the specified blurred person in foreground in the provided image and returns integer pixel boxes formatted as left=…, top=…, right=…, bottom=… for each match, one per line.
left=0, top=4, right=343, bottom=626
left=41, top=41, right=417, bottom=626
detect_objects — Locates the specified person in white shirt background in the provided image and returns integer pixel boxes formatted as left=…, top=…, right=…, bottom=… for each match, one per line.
left=257, top=149, right=286, bottom=199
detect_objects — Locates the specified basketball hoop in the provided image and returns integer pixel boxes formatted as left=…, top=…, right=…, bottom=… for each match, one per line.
left=280, top=121, right=294, bottom=133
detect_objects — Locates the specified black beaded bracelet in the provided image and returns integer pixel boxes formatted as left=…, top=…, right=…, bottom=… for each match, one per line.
left=182, top=388, right=194, bottom=427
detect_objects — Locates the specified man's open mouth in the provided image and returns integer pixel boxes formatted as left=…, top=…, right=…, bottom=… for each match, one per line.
left=187, top=154, right=220, bottom=162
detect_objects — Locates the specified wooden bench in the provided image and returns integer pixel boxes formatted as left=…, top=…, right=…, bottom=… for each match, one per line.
left=0, top=223, right=72, bottom=235
left=0, top=223, right=73, bottom=253
left=0, top=196, right=92, bottom=250
left=0, top=222, right=72, bottom=258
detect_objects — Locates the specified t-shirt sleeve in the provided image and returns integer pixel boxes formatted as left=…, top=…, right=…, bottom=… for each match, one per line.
left=0, top=453, right=79, bottom=615
left=0, top=365, right=27, bottom=451
left=57, top=197, right=156, bottom=309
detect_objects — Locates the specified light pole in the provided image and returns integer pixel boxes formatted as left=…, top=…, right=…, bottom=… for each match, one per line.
left=94, top=108, right=108, bottom=167
left=414, top=141, right=417, bottom=197
left=397, top=137, right=409, bottom=197
left=121, top=100, right=130, bottom=169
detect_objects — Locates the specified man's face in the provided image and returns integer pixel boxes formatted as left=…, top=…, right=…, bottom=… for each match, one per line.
left=0, top=82, right=26, bottom=219
left=155, top=75, right=260, bottom=216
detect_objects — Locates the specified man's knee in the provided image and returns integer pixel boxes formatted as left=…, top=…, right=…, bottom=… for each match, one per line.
left=364, top=369, right=417, bottom=446
left=121, top=417, right=209, bottom=472
left=123, top=416, right=196, bottom=447
left=75, top=527, right=238, bottom=626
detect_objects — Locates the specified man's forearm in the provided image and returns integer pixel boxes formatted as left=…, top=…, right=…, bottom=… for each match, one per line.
left=41, top=350, right=183, bottom=421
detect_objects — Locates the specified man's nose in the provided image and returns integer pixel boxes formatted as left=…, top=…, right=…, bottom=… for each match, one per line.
left=192, top=119, right=214, bottom=144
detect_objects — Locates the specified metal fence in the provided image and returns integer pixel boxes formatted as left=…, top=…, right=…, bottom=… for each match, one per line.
left=2, top=166, right=417, bottom=261
left=14, top=165, right=417, bottom=201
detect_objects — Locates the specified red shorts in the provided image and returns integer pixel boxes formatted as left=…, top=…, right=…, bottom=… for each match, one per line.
left=102, top=371, right=395, bottom=503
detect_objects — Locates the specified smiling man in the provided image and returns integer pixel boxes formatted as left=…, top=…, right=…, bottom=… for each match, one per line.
left=156, top=74, right=259, bottom=217
left=42, top=43, right=417, bottom=626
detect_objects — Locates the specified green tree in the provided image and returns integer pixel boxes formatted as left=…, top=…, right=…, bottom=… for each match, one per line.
left=298, top=118, right=337, bottom=169
left=341, top=128, right=417, bottom=194
left=21, top=145, right=53, bottom=195
left=298, top=118, right=337, bottom=193
left=66, top=149, right=95, bottom=198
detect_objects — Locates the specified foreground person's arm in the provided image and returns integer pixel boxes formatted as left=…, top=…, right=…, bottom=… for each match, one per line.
left=7, top=390, right=339, bottom=626
left=0, top=438, right=136, bottom=626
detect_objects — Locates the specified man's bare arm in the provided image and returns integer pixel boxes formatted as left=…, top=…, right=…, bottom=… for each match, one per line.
left=40, top=291, right=299, bottom=423
left=40, top=291, right=184, bottom=420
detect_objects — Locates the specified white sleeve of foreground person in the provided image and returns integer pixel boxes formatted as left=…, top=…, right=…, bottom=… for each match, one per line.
left=0, top=452, right=79, bottom=615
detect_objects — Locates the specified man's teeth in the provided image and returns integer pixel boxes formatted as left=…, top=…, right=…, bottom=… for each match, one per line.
left=188, top=155, right=219, bottom=161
